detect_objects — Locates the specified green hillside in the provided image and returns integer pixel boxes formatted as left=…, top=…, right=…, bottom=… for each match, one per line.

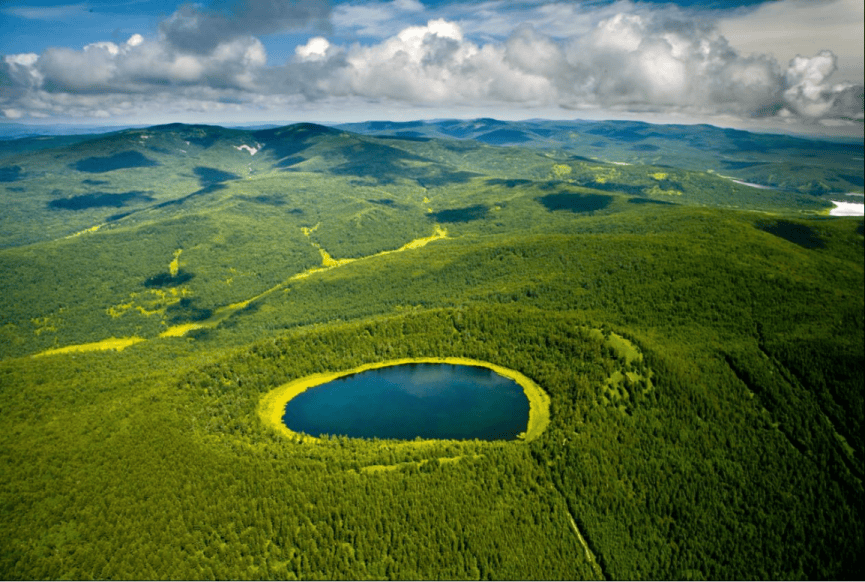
left=1, top=121, right=863, bottom=580
left=337, top=118, right=865, bottom=197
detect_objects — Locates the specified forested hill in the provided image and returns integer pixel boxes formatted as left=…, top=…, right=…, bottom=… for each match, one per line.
left=334, top=118, right=864, bottom=195
left=0, top=119, right=863, bottom=580
left=0, top=119, right=860, bottom=250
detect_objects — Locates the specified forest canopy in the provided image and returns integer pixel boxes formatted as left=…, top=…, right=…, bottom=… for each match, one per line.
left=1, top=120, right=862, bottom=580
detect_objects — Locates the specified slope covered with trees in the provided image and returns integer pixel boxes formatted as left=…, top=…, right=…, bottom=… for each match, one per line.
left=1, top=120, right=862, bottom=580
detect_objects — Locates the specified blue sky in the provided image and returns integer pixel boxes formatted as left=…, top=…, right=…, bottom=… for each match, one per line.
left=1, top=0, right=862, bottom=135
left=0, top=1, right=772, bottom=55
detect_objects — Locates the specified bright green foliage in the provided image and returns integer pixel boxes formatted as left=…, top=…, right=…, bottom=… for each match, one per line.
left=0, top=121, right=862, bottom=580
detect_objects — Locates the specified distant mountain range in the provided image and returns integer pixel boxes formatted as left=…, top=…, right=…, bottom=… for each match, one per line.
left=3, top=118, right=861, bottom=196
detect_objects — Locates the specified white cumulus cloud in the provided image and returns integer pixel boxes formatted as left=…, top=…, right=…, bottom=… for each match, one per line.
left=296, top=37, right=332, bottom=61
left=0, top=0, right=861, bottom=132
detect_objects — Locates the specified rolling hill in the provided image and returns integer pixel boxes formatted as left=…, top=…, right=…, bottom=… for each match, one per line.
left=0, top=119, right=863, bottom=580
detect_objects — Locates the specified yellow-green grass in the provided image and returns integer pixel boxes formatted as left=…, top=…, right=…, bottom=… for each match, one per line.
left=258, top=356, right=550, bottom=444
left=26, top=226, right=450, bottom=351
left=318, top=247, right=355, bottom=267
left=161, top=226, right=448, bottom=338
left=64, top=223, right=104, bottom=239
left=605, top=332, right=643, bottom=365
left=588, top=329, right=643, bottom=365
left=108, top=287, right=192, bottom=319
left=169, top=249, right=182, bottom=277
left=33, top=336, right=145, bottom=357
left=158, top=297, right=267, bottom=338
left=359, top=454, right=484, bottom=474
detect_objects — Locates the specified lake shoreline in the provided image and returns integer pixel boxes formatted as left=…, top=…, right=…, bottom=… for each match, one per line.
left=258, top=356, right=551, bottom=444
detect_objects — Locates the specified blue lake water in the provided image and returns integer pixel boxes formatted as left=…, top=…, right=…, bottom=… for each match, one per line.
left=282, top=363, right=530, bottom=440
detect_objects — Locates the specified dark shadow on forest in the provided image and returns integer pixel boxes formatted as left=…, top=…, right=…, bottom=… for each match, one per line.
left=73, top=151, right=158, bottom=173
left=184, top=134, right=218, bottom=149
left=153, top=184, right=226, bottom=210
left=244, top=194, right=300, bottom=208
left=165, top=297, right=213, bottom=323
left=48, top=191, right=154, bottom=210
left=538, top=193, right=612, bottom=213
left=758, top=220, right=826, bottom=249
left=431, top=205, right=488, bottom=222
left=194, top=166, right=239, bottom=186
left=187, top=328, right=216, bottom=341
left=221, top=301, right=261, bottom=328
left=144, top=270, right=195, bottom=288
left=839, top=174, right=864, bottom=187
left=486, top=178, right=532, bottom=188
left=653, top=179, right=685, bottom=192
left=0, top=165, right=24, bottom=182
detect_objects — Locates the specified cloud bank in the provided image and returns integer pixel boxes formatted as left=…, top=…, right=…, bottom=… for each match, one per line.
left=159, top=0, right=331, bottom=55
left=1, top=0, right=862, bottom=133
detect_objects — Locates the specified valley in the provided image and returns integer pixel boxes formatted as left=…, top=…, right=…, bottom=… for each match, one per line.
left=0, top=119, right=862, bottom=580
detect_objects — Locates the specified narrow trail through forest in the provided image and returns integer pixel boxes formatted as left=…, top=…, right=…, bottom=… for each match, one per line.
left=565, top=506, right=605, bottom=580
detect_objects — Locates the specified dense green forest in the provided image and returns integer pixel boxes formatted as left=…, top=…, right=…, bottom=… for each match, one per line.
left=1, top=120, right=863, bottom=579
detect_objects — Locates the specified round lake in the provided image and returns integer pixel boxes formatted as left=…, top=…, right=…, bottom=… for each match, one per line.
left=282, top=363, right=531, bottom=441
